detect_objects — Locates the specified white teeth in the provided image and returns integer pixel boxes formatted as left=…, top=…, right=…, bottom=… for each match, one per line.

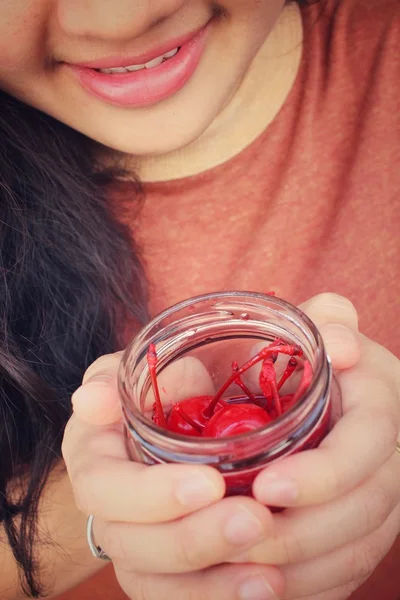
left=103, top=66, right=128, bottom=74
left=126, top=63, right=146, bottom=71
left=99, top=47, right=179, bottom=74
left=164, top=48, right=178, bottom=58
left=144, top=55, right=164, bottom=69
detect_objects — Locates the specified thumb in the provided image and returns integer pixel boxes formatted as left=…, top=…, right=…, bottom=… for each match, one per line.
left=71, top=351, right=123, bottom=426
left=299, top=293, right=361, bottom=370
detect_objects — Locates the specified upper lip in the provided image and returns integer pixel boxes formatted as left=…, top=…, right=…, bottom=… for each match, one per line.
left=70, top=23, right=207, bottom=69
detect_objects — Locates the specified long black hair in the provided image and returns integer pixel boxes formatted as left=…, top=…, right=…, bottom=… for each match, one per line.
left=0, top=0, right=322, bottom=595
left=0, top=89, right=148, bottom=597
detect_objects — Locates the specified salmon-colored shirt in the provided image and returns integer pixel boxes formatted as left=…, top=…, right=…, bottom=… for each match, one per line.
left=130, top=0, right=400, bottom=356
left=60, top=0, right=400, bottom=597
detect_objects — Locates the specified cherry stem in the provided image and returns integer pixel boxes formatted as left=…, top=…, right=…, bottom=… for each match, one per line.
left=292, top=360, right=313, bottom=404
left=270, top=375, right=282, bottom=417
left=174, top=404, right=203, bottom=433
left=232, top=361, right=256, bottom=402
left=204, top=343, right=302, bottom=418
left=147, top=343, right=167, bottom=427
left=260, top=357, right=282, bottom=416
left=277, top=357, right=298, bottom=390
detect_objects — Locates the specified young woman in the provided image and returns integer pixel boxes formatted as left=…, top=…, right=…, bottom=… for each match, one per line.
left=0, top=0, right=399, bottom=599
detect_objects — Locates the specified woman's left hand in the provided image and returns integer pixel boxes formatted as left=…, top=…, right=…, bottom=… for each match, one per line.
left=231, top=293, right=400, bottom=600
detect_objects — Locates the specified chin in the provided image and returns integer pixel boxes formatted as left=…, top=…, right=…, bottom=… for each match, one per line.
left=90, top=112, right=215, bottom=158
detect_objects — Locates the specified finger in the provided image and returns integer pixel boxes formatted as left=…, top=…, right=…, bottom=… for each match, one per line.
left=73, top=349, right=215, bottom=424
left=299, top=293, right=359, bottom=332
left=116, top=563, right=284, bottom=600
left=231, top=451, right=400, bottom=565
left=144, top=355, right=215, bottom=411
left=72, top=352, right=123, bottom=425
left=98, top=496, right=272, bottom=573
left=281, top=505, right=400, bottom=599
left=244, top=294, right=361, bottom=392
left=289, top=580, right=367, bottom=600
left=300, top=293, right=361, bottom=370
left=253, top=342, right=400, bottom=507
left=62, top=414, right=225, bottom=522
left=318, top=323, right=361, bottom=370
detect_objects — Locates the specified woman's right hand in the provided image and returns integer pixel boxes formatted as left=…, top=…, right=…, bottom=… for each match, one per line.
left=62, top=352, right=283, bottom=600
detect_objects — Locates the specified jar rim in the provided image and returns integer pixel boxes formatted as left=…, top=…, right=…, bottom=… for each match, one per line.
left=119, top=291, right=331, bottom=449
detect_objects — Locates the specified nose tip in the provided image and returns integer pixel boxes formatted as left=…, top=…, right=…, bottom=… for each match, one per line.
left=57, top=0, right=186, bottom=41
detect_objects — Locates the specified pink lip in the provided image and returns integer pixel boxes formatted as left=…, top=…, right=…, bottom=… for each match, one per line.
left=68, top=23, right=210, bottom=108
left=74, top=25, right=207, bottom=69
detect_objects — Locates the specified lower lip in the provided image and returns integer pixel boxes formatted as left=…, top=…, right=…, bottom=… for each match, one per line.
left=69, top=25, right=210, bottom=108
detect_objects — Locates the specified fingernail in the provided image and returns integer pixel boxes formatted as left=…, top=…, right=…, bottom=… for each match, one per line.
left=175, top=474, right=219, bottom=507
left=257, top=473, right=298, bottom=505
left=224, top=506, right=265, bottom=546
left=238, top=575, right=279, bottom=600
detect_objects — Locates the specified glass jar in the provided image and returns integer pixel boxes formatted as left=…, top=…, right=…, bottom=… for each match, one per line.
left=119, top=292, right=341, bottom=497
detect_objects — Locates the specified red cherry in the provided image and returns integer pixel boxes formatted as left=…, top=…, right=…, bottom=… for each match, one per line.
left=148, top=341, right=312, bottom=443
left=203, top=404, right=271, bottom=438
left=167, top=395, right=215, bottom=436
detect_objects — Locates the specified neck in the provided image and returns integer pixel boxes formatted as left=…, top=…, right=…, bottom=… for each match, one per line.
left=134, top=3, right=303, bottom=183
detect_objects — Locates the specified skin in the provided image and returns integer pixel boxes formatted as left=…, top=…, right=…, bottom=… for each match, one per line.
left=65, top=295, right=400, bottom=600
left=0, top=0, right=301, bottom=174
left=0, top=1, right=399, bottom=599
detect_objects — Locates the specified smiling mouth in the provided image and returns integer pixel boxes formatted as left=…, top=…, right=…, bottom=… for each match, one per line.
left=95, top=47, right=180, bottom=74
left=69, top=23, right=211, bottom=108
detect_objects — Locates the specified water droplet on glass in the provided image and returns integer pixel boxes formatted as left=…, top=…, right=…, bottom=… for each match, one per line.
left=240, top=313, right=250, bottom=320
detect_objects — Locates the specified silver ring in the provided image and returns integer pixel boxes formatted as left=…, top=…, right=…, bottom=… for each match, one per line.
left=86, top=514, right=112, bottom=561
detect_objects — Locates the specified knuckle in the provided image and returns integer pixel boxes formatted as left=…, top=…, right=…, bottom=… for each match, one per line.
left=340, top=578, right=370, bottom=600
left=126, top=573, right=204, bottom=600
left=174, top=580, right=206, bottom=600
left=350, top=577, right=371, bottom=593
left=347, top=379, right=400, bottom=444
left=84, top=430, right=112, bottom=456
left=322, top=456, right=347, bottom=498
left=375, top=411, right=399, bottom=453
left=126, top=574, right=151, bottom=600
left=185, top=589, right=208, bottom=600
left=73, top=460, right=117, bottom=517
left=355, top=548, right=379, bottom=581
left=363, top=484, right=393, bottom=532
left=373, top=375, right=399, bottom=407
left=279, top=530, right=305, bottom=564
left=71, top=464, right=99, bottom=515
left=101, top=525, right=124, bottom=563
left=175, top=521, right=209, bottom=571
left=351, top=539, right=382, bottom=581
